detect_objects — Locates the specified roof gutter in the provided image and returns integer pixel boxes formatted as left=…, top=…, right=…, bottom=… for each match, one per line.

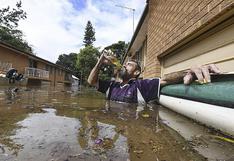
left=0, top=41, right=72, bottom=73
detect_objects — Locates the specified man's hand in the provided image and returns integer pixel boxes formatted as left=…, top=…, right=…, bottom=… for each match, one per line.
left=100, top=49, right=117, bottom=65
left=184, top=64, right=221, bottom=84
left=87, top=49, right=116, bottom=86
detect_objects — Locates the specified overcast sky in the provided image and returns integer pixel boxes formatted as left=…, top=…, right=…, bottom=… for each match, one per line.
left=0, top=0, right=146, bottom=63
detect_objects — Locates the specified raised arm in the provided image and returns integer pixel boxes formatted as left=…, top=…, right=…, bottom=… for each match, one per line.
left=87, top=50, right=115, bottom=87
left=87, top=54, right=104, bottom=86
left=160, top=70, right=188, bottom=86
left=160, top=64, right=221, bottom=86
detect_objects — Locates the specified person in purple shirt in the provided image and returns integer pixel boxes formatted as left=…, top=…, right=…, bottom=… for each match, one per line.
left=88, top=50, right=220, bottom=104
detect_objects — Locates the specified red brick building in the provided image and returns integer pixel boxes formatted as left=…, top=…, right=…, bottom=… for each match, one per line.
left=124, top=0, right=234, bottom=78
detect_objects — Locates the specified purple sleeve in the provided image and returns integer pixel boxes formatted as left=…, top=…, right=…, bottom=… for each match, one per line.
left=136, top=78, right=160, bottom=102
left=97, top=79, right=111, bottom=94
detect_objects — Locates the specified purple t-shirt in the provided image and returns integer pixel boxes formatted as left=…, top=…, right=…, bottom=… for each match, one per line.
left=98, top=78, right=160, bottom=103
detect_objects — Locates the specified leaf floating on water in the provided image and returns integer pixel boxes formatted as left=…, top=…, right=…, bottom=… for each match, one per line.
left=211, top=135, right=234, bottom=144
left=133, top=150, right=143, bottom=154
left=142, top=114, right=150, bottom=118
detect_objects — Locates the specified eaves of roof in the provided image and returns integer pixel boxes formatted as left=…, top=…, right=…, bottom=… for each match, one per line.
left=0, top=41, right=73, bottom=73
left=121, top=3, right=149, bottom=64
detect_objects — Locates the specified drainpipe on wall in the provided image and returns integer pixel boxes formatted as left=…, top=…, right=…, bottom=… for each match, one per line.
left=53, top=68, right=56, bottom=86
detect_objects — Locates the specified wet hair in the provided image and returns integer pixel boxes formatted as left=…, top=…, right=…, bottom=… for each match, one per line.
left=128, top=59, right=141, bottom=78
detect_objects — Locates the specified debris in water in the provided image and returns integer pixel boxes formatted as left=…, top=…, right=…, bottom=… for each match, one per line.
left=160, top=120, right=169, bottom=125
left=141, top=113, right=150, bottom=118
left=95, top=138, right=103, bottom=144
left=211, top=135, right=234, bottom=144
left=23, top=105, right=34, bottom=109
left=0, top=145, right=5, bottom=153
left=133, top=150, right=143, bottom=154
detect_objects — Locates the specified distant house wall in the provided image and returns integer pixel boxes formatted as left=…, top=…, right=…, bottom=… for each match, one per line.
left=36, top=61, right=45, bottom=69
left=56, top=68, right=63, bottom=82
left=146, top=0, right=233, bottom=78
left=0, top=45, right=28, bottom=73
left=54, top=68, right=72, bottom=85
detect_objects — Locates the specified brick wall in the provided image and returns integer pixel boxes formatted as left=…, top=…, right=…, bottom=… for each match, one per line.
left=0, top=46, right=28, bottom=74
left=146, top=0, right=234, bottom=78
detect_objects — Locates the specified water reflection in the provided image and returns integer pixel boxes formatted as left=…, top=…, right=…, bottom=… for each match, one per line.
left=0, top=86, right=233, bottom=161
left=11, top=108, right=81, bottom=160
left=77, top=110, right=129, bottom=160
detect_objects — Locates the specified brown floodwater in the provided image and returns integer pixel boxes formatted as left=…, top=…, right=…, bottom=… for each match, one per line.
left=0, top=86, right=233, bottom=161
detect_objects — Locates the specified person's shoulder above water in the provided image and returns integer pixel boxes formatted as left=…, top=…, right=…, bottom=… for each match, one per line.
left=97, top=79, right=123, bottom=93
left=135, top=78, right=160, bottom=86
left=135, top=78, right=161, bottom=102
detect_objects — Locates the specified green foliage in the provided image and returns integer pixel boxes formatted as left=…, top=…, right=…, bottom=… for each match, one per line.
left=0, top=1, right=33, bottom=54
left=104, top=41, right=128, bottom=62
left=0, top=27, right=33, bottom=53
left=56, top=53, right=78, bottom=76
left=0, top=1, right=26, bottom=29
left=101, top=41, right=129, bottom=79
left=98, top=65, right=113, bottom=80
left=76, top=46, right=100, bottom=86
left=83, top=21, right=96, bottom=47
left=80, top=21, right=129, bottom=84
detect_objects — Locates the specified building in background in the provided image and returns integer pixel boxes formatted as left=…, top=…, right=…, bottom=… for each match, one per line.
left=0, top=41, right=73, bottom=87
left=123, top=0, right=234, bottom=78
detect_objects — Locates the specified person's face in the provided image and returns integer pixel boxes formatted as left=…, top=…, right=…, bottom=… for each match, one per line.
left=119, top=61, right=139, bottom=80
left=123, top=61, right=137, bottom=75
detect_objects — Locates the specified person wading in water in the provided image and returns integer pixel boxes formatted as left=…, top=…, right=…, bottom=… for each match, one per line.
left=88, top=50, right=220, bottom=105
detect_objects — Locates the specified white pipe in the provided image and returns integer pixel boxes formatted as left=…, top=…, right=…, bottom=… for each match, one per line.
left=159, top=95, right=234, bottom=137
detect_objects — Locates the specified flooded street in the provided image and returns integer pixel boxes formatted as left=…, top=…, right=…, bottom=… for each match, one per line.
left=0, top=86, right=233, bottom=161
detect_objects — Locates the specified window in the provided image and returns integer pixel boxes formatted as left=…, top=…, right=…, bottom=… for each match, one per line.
left=65, top=72, right=71, bottom=81
left=135, top=39, right=146, bottom=74
left=136, top=47, right=144, bottom=69
left=29, top=59, right=37, bottom=68
left=45, top=65, right=50, bottom=71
